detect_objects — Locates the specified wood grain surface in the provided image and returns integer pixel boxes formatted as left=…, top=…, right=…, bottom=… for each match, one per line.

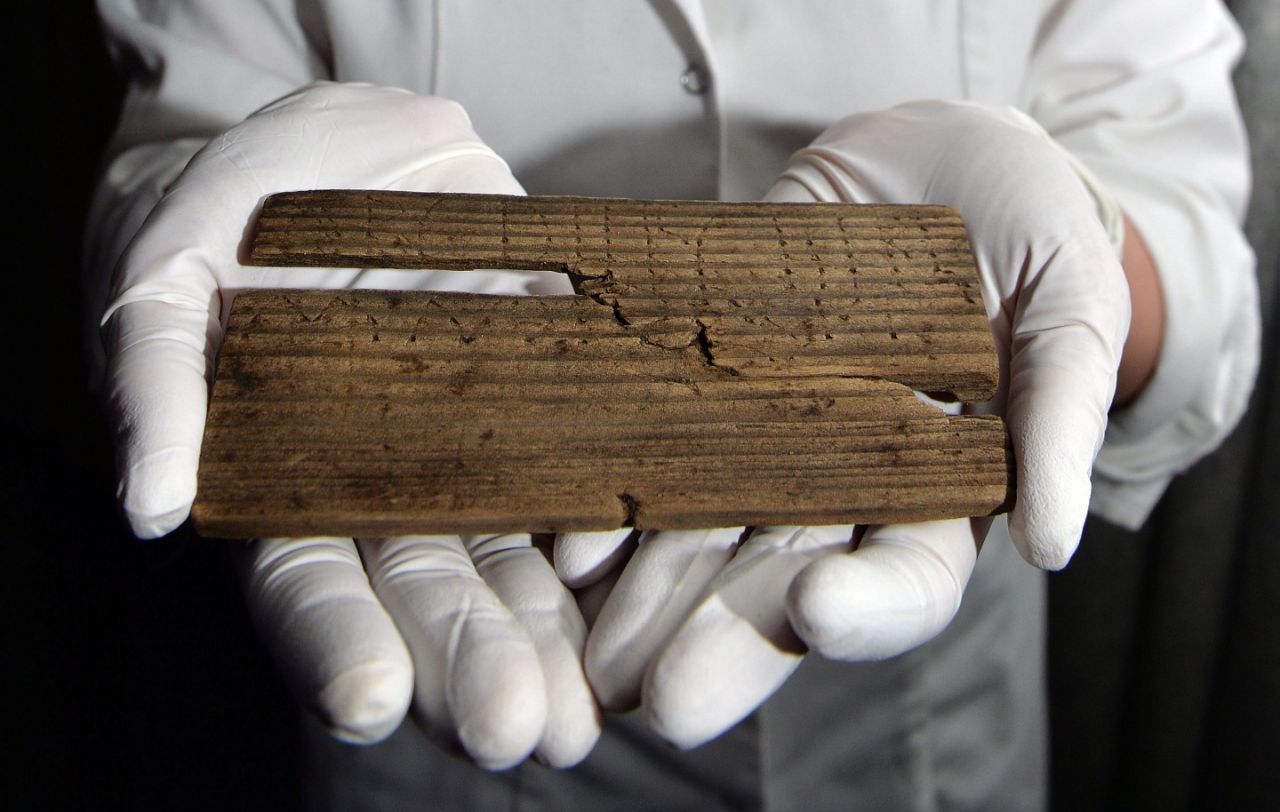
left=192, top=191, right=1012, bottom=538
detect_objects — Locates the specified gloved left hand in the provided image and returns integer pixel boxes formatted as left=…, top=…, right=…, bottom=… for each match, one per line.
left=557, top=99, right=1130, bottom=748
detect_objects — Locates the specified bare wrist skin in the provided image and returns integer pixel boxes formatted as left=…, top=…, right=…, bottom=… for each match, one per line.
left=1113, top=213, right=1164, bottom=408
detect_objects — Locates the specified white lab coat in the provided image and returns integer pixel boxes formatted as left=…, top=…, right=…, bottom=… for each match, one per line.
left=87, top=1, right=1256, bottom=809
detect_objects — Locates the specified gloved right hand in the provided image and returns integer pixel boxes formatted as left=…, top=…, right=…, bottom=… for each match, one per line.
left=101, top=82, right=598, bottom=769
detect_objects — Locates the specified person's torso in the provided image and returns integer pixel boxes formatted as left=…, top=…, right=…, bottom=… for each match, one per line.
left=312, top=0, right=1044, bottom=200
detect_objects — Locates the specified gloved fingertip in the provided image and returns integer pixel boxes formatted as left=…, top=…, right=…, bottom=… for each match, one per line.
left=643, top=666, right=718, bottom=751
left=642, top=671, right=757, bottom=752
left=553, top=529, right=635, bottom=588
left=455, top=674, right=547, bottom=771
left=534, top=648, right=602, bottom=769
left=469, top=746, right=534, bottom=773
left=126, top=505, right=192, bottom=540
left=315, top=660, right=414, bottom=746
left=1006, top=389, right=1099, bottom=571
left=646, top=715, right=719, bottom=752
left=534, top=716, right=601, bottom=770
left=1008, top=518, right=1078, bottom=571
left=643, top=665, right=728, bottom=751
left=120, top=446, right=199, bottom=539
left=1008, top=489, right=1086, bottom=571
left=584, top=526, right=746, bottom=713
left=642, top=577, right=808, bottom=752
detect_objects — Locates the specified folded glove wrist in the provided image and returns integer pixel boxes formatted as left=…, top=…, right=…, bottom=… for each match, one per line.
left=999, top=106, right=1125, bottom=257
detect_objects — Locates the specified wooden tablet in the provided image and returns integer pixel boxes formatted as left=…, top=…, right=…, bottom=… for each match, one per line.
left=192, top=192, right=1011, bottom=538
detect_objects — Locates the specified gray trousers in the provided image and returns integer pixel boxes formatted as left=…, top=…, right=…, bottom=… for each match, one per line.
left=302, top=519, right=1045, bottom=811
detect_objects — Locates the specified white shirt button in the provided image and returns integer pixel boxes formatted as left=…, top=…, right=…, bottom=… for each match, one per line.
left=680, top=64, right=709, bottom=95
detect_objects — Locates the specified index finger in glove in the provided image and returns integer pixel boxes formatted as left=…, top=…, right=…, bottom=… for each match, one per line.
left=235, top=537, right=415, bottom=745
left=466, top=533, right=601, bottom=769
left=642, top=525, right=854, bottom=750
left=584, top=527, right=744, bottom=712
left=356, top=535, right=548, bottom=772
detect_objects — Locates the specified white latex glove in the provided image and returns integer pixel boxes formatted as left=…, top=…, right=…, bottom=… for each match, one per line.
left=558, top=99, right=1129, bottom=748
left=102, top=82, right=597, bottom=768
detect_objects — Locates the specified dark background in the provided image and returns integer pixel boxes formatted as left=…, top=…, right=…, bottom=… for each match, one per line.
left=12, top=5, right=300, bottom=809
left=13, top=3, right=1277, bottom=810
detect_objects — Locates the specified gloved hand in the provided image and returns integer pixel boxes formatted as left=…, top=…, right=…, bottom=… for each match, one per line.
left=557, top=100, right=1129, bottom=748
left=102, top=82, right=597, bottom=768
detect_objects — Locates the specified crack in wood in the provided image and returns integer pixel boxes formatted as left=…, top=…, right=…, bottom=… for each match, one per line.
left=616, top=492, right=640, bottom=527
